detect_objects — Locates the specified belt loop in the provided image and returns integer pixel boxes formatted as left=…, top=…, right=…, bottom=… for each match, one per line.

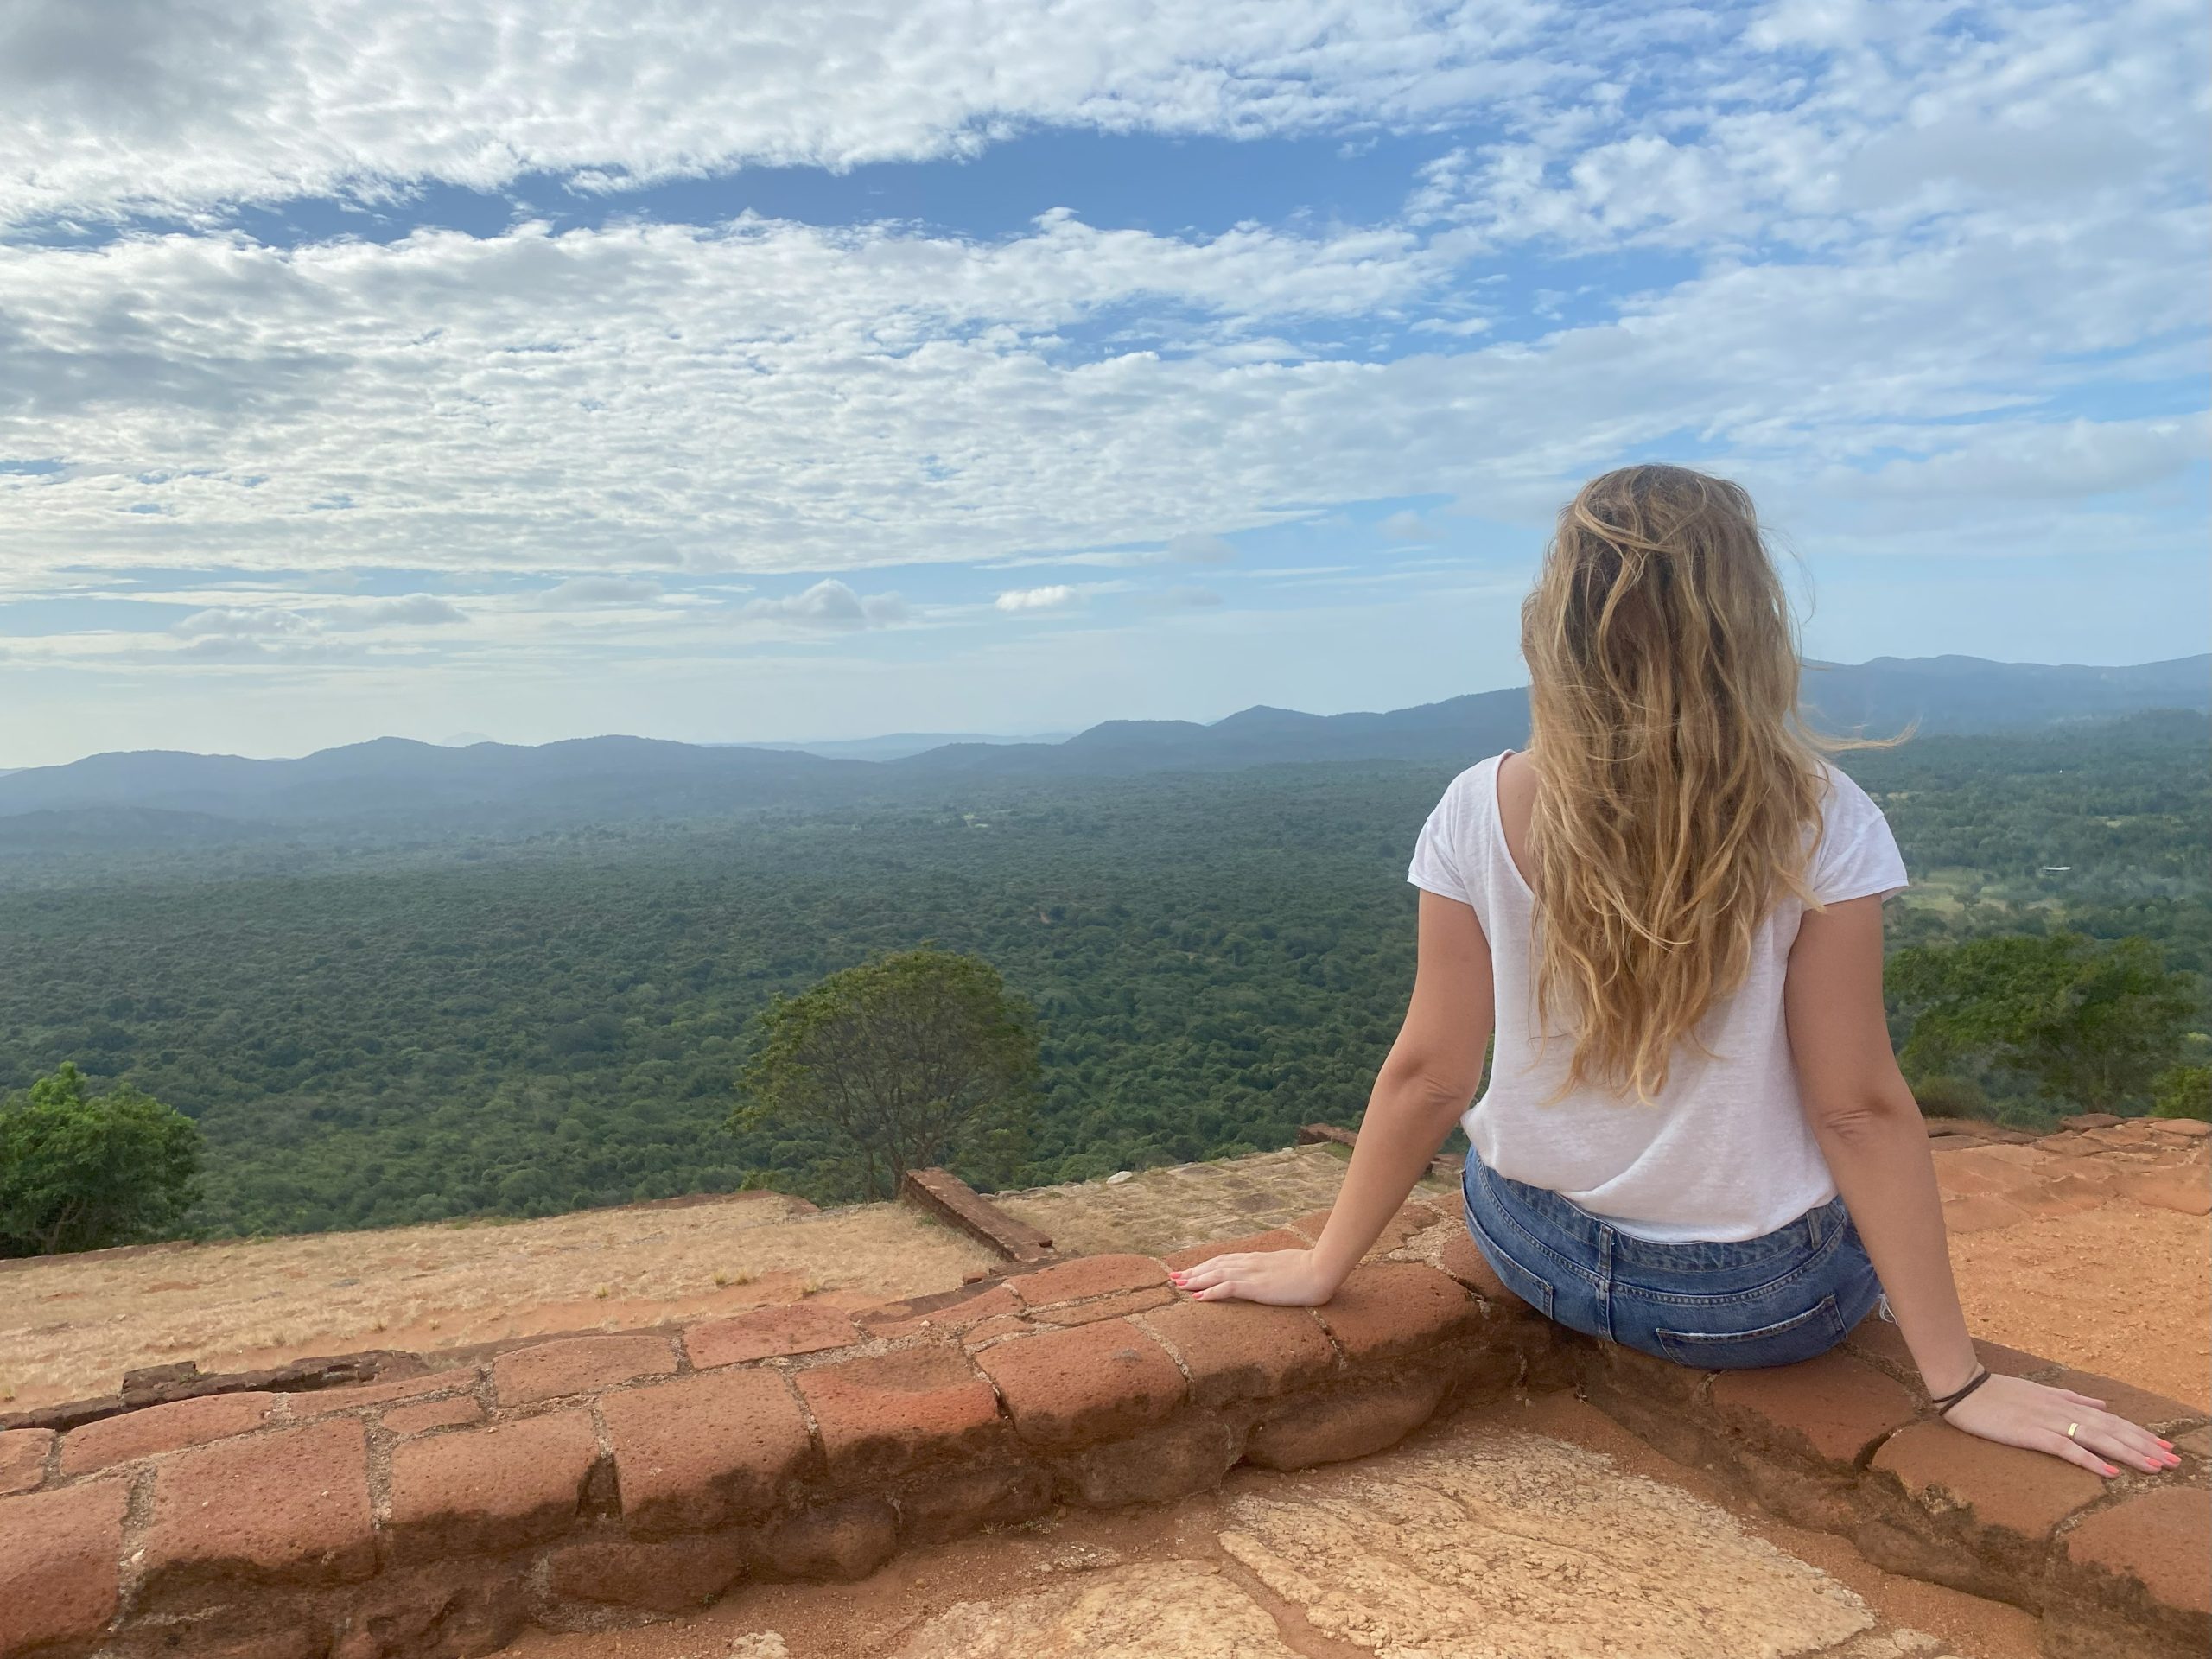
left=1806, top=1201, right=1826, bottom=1249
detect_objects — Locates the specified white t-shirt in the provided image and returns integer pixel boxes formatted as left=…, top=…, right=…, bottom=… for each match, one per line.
left=1407, top=751, right=1909, bottom=1243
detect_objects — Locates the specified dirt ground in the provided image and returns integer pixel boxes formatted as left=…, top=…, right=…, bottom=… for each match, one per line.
left=1947, top=1198, right=2210, bottom=1409
left=0, top=1192, right=997, bottom=1408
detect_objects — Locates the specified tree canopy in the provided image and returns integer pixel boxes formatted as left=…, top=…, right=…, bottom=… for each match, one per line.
left=0, top=1062, right=204, bottom=1256
left=733, top=946, right=1039, bottom=1198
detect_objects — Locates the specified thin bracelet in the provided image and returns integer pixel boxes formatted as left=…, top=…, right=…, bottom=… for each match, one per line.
left=1930, top=1366, right=1992, bottom=1416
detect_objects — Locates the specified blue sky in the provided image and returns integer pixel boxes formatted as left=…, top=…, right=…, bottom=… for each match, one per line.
left=0, top=1, right=2205, bottom=766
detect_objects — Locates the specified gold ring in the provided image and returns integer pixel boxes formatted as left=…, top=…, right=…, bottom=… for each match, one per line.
left=2065, top=1422, right=2081, bottom=1440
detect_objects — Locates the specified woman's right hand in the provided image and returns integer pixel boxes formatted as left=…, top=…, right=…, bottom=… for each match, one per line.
left=1940, top=1372, right=2180, bottom=1477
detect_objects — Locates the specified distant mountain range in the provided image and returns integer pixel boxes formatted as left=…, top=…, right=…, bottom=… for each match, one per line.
left=4, top=654, right=2203, bottom=841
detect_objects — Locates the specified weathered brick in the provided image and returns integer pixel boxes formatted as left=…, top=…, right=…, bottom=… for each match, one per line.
left=491, top=1333, right=677, bottom=1406
left=1138, top=1299, right=1338, bottom=1408
left=1711, top=1351, right=1920, bottom=1471
left=1871, top=1420, right=2105, bottom=1548
left=293, top=1367, right=479, bottom=1415
left=2059, top=1113, right=2123, bottom=1131
left=1032, top=1285, right=1177, bottom=1326
left=0, top=1427, right=53, bottom=1496
left=548, top=1531, right=750, bottom=1612
left=684, top=1301, right=860, bottom=1369
left=1006, top=1253, right=1168, bottom=1310
left=381, top=1395, right=484, bottom=1437
left=1057, top=1414, right=1240, bottom=1508
left=1160, top=1229, right=1312, bottom=1272
left=959, top=1313, right=1034, bottom=1348
left=58, top=1392, right=282, bottom=1476
left=143, top=1418, right=375, bottom=1591
left=0, top=1479, right=125, bottom=1652
left=973, top=1319, right=1185, bottom=1447
left=602, top=1368, right=814, bottom=1537
left=2060, top=1486, right=2212, bottom=1618
left=1436, top=1230, right=1531, bottom=1311
left=796, top=1342, right=1006, bottom=1484
left=893, top=1461, right=1053, bottom=1546
left=1311, top=1262, right=1481, bottom=1361
left=760, top=1496, right=899, bottom=1581
left=334, top=1560, right=526, bottom=1659
left=925, top=1281, right=1022, bottom=1330
left=387, top=1408, right=600, bottom=1563
left=1244, top=1370, right=1450, bottom=1471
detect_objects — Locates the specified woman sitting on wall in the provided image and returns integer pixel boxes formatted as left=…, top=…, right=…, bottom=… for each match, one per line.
left=1172, top=463, right=2176, bottom=1479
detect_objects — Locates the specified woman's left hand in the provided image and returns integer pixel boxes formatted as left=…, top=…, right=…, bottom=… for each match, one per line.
left=1168, top=1248, right=1334, bottom=1306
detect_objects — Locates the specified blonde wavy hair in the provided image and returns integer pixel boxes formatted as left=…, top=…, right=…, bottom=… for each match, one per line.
left=1521, top=464, right=1859, bottom=1103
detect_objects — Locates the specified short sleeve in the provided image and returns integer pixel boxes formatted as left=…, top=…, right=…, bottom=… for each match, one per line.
left=1406, top=764, right=1484, bottom=907
left=1810, top=765, right=1909, bottom=905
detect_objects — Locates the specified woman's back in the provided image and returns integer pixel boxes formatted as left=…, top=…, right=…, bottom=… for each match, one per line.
left=1408, top=747, right=1906, bottom=1241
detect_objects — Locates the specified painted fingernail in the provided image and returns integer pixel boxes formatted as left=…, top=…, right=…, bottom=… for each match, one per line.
left=2101, top=1464, right=2120, bottom=1477
left=2157, top=1438, right=2174, bottom=1448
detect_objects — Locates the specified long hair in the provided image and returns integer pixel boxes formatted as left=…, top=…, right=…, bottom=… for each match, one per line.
left=1520, top=464, right=1847, bottom=1103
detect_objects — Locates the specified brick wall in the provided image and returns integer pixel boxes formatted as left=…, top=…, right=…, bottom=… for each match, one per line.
left=3, top=1187, right=2205, bottom=1659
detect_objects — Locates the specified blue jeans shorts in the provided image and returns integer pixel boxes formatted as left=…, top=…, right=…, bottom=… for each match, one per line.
left=1460, top=1146, right=1886, bottom=1370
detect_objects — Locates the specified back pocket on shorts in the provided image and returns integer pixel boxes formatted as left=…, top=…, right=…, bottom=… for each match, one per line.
left=1461, top=1211, right=1556, bottom=1320
left=1655, top=1294, right=1847, bottom=1370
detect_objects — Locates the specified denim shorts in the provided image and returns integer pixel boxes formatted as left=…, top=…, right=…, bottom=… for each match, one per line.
left=1460, top=1146, right=1885, bottom=1370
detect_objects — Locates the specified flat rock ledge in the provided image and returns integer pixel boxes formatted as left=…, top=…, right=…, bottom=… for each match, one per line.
left=2, top=1193, right=2204, bottom=1659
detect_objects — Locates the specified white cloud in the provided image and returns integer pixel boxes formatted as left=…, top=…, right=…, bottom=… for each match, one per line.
left=0, top=0, right=1563, bottom=228
left=741, top=579, right=909, bottom=629
left=995, top=584, right=1081, bottom=613
left=1380, top=509, right=1442, bottom=543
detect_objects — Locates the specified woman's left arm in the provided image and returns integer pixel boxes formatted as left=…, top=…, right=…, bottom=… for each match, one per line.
left=1172, top=888, right=1496, bottom=1305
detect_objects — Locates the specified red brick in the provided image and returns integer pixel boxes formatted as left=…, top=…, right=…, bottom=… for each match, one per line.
left=1244, top=1371, right=1451, bottom=1471
left=1138, top=1300, right=1338, bottom=1408
left=491, top=1333, right=677, bottom=1406
left=1287, top=1208, right=1334, bottom=1241
left=2042, top=1368, right=2203, bottom=1432
left=58, top=1391, right=282, bottom=1476
left=293, top=1367, right=479, bottom=1414
left=973, top=1320, right=1186, bottom=1447
left=1311, top=1263, right=1481, bottom=1360
left=2060, top=1113, right=2124, bottom=1131
left=1160, top=1229, right=1311, bottom=1272
left=1033, top=1285, right=1176, bottom=1326
left=0, top=1479, right=125, bottom=1651
left=925, top=1281, right=1023, bottom=1330
left=1844, top=1315, right=2051, bottom=1387
left=1005, top=1253, right=1168, bottom=1309
left=143, top=1418, right=375, bottom=1590
left=1711, top=1351, right=1920, bottom=1470
left=760, top=1496, right=899, bottom=1581
left=796, top=1342, right=1006, bottom=1484
left=0, top=1427, right=52, bottom=1496
left=387, top=1408, right=599, bottom=1563
left=382, top=1395, right=484, bottom=1437
left=1871, top=1420, right=2105, bottom=1545
left=1437, top=1230, right=1527, bottom=1310
left=960, top=1313, right=1034, bottom=1348
left=548, top=1531, right=749, bottom=1612
left=601, top=1368, right=814, bottom=1537
left=2061, top=1486, right=2212, bottom=1617
left=683, top=1301, right=860, bottom=1369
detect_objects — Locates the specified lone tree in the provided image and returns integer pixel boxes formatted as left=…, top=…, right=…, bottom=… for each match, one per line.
left=733, top=947, right=1039, bottom=1200
left=0, top=1062, right=205, bottom=1257
left=1886, top=932, right=2198, bottom=1116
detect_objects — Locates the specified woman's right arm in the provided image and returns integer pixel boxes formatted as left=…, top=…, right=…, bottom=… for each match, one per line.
left=1784, top=894, right=2178, bottom=1478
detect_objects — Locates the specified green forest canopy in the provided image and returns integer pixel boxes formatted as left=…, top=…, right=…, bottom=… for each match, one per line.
left=0, top=710, right=2202, bottom=1237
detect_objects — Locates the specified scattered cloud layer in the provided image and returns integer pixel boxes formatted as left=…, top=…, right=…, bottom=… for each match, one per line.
left=0, top=0, right=2203, bottom=760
